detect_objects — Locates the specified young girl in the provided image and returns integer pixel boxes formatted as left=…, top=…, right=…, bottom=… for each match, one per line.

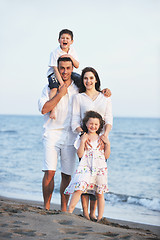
left=65, top=110, right=110, bottom=222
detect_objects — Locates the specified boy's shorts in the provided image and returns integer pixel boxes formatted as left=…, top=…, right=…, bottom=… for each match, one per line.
left=43, top=131, right=77, bottom=175
left=48, top=73, right=60, bottom=89
left=71, top=72, right=81, bottom=88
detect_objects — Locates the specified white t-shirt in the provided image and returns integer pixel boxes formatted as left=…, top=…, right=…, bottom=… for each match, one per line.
left=72, top=92, right=113, bottom=133
left=47, top=45, right=79, bottom=77
left=38, top=81, right=78, bottom=145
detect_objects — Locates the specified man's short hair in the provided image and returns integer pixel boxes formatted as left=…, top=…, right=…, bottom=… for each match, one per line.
left=59, top=29, right=73, bottom=40
left=57, top=57, right=73, bottom=66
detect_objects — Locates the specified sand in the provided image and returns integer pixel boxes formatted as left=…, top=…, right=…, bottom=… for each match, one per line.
left=0, top=196, right=160, bottom=240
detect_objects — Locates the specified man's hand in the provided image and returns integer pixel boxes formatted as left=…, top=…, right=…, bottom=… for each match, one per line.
left=102, top=88, right=112, bottom=97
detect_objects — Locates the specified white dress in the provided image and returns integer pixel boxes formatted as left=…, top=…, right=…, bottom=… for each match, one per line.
left=65, top=137, right=108, bottom=195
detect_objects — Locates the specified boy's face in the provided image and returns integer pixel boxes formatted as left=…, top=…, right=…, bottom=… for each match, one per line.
left=58, top=34, right=73, bottom=51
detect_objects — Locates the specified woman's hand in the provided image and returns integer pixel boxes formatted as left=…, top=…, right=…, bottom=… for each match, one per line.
left=102, top=88, right=112, bottom=97
left=97, top=134, right=110, bottom=150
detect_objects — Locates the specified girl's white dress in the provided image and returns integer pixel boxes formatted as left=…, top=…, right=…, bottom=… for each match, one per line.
left=65, top=137, right=108, bottom=195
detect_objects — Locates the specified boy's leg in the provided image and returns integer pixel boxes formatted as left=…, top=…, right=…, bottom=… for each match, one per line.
left=81, top=194, right=90, bottom=220
left=42, top=170, right=56, bottom=210
left=68, top=190, right=82, bottom=213
left=48, top=73, right=60, bottom=119
left=96, top=193, right=105, bottom=222
left=71, top=72, right=81, bottom=88
left=60, top=172, right=71, bottom=212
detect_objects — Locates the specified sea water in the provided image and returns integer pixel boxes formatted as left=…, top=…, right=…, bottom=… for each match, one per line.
left=0, top=115, right=160, bottom=226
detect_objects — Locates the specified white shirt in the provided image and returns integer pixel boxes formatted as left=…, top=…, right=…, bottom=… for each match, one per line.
left=72, top=92, right=113, bottom=133
left=38, top=82, right=78, bottom=145
left=47, top=45, right=79, bottom=77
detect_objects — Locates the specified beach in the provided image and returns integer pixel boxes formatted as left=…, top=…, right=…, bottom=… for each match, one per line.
left=0, top=196, right=159, bottom=240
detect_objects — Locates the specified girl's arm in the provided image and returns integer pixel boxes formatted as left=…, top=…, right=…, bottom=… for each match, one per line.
left=77, top=133, right=88, bottom=158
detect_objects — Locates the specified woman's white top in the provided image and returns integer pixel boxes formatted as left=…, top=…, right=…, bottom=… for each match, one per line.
left=72, top=92, right=113, bottom=133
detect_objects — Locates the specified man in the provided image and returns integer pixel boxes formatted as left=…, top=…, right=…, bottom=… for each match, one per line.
left=38, top=57, right=112, bottom=212
left=38, top=57, right=78, bottom=211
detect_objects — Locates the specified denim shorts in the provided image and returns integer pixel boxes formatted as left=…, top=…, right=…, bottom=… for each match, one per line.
left=48, top=73, right=60, bottom=89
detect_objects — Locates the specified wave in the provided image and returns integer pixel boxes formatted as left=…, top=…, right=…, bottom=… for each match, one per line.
left=0, top=130, right=18, bottom=134
left=112, top=132, right=160, bottom=141
left=105, top=192, right=160, bottom=212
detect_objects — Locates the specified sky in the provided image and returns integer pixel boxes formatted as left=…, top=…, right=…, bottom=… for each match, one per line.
left=0, top=0, right=160, bottom=118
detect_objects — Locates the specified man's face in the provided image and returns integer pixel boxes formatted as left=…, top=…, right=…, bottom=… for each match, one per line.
left=58, top=61, right=73, bottom=83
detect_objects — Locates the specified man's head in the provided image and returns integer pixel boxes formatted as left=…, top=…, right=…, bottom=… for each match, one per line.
left=57, top=57, right=73, bottom=83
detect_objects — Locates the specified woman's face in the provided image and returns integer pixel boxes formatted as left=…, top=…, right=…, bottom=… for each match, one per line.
left=83, top=71, right=97, bottom=91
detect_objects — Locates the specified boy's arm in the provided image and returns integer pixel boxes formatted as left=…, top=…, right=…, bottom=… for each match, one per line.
left=42, top=84, right=67, bottom=114
left=68, top=55, right=79, bottom=68
left=53, top=66, right=64, bottom=86
left=61, top=54, right=79, bottom=68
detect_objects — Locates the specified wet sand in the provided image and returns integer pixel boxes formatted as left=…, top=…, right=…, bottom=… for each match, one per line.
left=0, top=196, right=160, bottom=239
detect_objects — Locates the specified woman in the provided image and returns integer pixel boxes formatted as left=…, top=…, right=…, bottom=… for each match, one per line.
left=71, top=67, right=113, bottom=220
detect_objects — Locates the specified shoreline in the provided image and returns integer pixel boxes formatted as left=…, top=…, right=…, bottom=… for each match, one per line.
left=0, top=195, right=160, bottom=239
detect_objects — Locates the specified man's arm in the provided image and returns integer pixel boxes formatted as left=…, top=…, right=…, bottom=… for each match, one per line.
left=42, top=84, right=68, bottom=114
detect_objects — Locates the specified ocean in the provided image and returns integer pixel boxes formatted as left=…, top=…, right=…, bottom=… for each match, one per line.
left=0, top=115, right=160, bottom=226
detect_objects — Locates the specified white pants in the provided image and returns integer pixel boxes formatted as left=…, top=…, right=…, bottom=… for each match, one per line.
left=43, top=130, right=77, bottom=175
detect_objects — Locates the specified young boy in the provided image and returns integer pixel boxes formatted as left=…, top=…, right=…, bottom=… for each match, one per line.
left=47, top=29, right=80, bottom=119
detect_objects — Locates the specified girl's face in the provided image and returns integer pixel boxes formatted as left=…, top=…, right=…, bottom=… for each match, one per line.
left=86, top=118, right=100, bottom=134
left=83, top=72, right=97, bottom=90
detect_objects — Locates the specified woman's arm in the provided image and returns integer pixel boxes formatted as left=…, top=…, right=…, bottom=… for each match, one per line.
left=101, top=136, right=111, bottom=159
left=71, top=95, right=81, bottom=133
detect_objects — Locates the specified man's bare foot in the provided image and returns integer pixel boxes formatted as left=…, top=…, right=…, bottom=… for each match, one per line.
left=49, top=111, right=56, bottom=119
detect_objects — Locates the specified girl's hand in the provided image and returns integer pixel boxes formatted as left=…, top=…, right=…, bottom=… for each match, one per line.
left=80, top=132, right=88, bottom=142
left=81, top=133, right=92, bottom=150
left=84, top=138, right=92, bottom=150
